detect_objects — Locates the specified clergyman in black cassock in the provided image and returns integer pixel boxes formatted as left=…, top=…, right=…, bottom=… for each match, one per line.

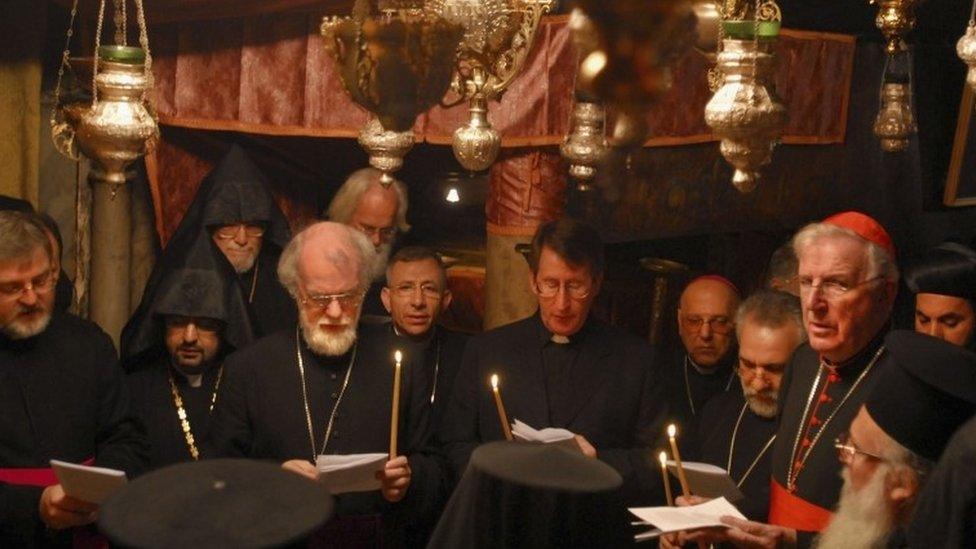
left=207, top=322, right=443, bottom=546
left=122, top=144, right=294, bottom=371
left=0, top=315, right=149, bottom=546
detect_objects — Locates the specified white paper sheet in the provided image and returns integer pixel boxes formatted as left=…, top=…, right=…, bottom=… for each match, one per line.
left=316, top=453, right=387, bottom=495
left=628, top=497, right=747, bottom=534
left=667, top=460, right=744, bottom=502
left=49, top=460, right=126, bottom=504
left=511, top=419, right=580, bottom=452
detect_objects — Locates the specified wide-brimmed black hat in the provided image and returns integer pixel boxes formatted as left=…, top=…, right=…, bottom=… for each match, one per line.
left=99, top=459, right=334, bottom=549
left=865, top=330, right=976, bottom=461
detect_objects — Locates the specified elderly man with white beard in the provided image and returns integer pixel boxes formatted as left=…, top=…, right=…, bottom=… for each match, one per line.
left=206, top=221, right=443, bottom=547
left=694, top=290, right=805, bottom=522
left=816, top=330, right=976, bottom=548
left=326, top=167, right=410, bottom=320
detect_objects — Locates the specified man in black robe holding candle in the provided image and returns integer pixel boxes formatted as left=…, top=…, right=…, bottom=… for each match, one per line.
left=439, top=218, right=668, bottom=505
left=695, top=290, right=805, bottom=521
left=206, top=221, right=442, bottom=546
left=0, top=211, right=148, bottom=547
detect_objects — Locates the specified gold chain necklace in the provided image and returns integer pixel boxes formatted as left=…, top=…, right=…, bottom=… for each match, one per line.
left=726, top=402, right=777, bottom=488
left=786, top=346, right=884, bottom=491
left=168, top=366, right=223, bottom=460
left=684, top=355, right=736, bottom=416
left=295, top=325, right=357, bottom=463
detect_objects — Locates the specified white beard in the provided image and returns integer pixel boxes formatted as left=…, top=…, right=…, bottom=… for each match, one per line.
left=299, top=306, right=360, bottom=357
left=740, top=379, right=778, bottom=418
left=227, top=250, right=258, bottom=274
left=371, top=241, right=392, bottom=282
left=1, top=307, right=52, bottom=340
left=815, top=467, right=894, bottom=549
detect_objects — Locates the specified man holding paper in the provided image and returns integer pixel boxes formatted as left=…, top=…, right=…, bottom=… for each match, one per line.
left=440, top=218, right=669, bottom=503
left=0, top=211, right=148, bottom=546
left=206, top=221, right=443, bottom=546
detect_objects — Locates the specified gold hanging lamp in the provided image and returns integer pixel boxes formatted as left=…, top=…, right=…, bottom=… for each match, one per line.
left=957, top=0, right=976, bottom=91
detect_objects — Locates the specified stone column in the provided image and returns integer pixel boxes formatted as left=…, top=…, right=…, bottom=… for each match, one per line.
left=483, top=148, right=566, bottom=330
left=89, top=178, right=132, bottom=346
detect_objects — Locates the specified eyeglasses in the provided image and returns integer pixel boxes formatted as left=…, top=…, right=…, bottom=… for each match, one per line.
left=353, top=223, right=396, bottom=242
left=799, top=275, right=884, bottom=299
left=300, top=290, right=364, bottom=311
left=834, top=431, right=886, bottom=465
left=213, top=224, right=266, bottom=240
left=534, top=278, right=592, bottom=300
left=0, top=269, right=56, bottom=301
left=390, top=282, right=443, bottom=299
left=681, top=315, right=734, bottom=334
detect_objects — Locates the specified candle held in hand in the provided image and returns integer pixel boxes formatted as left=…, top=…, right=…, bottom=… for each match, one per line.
left=659, top=451, right=674, bottom=506
left=667, top=424, right=692, bottom=497
left=390, top=351, right=403, bottom=459
left=490, top=374, right=513, bottom=441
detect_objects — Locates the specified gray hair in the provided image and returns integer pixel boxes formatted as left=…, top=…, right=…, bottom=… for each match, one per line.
left=736, top=289, right=807, bottom=343
left=277, top=222, right=376, bottom=298
left=326, top=167, right=410, bottom=233
left=765, top=241, right=798, bottom=286
left=0, top=211, right=52, bottom=264
left=792, top=222, right=899, bottom=283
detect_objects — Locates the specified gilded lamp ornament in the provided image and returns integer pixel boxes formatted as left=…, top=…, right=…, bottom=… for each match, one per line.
left=426, top=0, right=553, bottom=171
left=704, top=1, right=786, bottom=193
left=321, top=0, right=463, bottom=185
left=560, top=101, right=609, bottom=188
left=570, top=1, right=698, bottom=146
left=873, top=81, right=916, bottom=152
left=868, top=0, right=920, bottom=54
left=52, top=0, right=158, bottom=192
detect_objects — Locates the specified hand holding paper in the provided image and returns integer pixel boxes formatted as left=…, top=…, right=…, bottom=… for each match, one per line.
left=666, top=460, right=744, bottom=502
left=628, top=497, right=747, bottom=535
left=50, top=459, right=127, bottom=504
left=316, top=453, right=387, bottom=495
left=511, top=419, right=580, bottom=453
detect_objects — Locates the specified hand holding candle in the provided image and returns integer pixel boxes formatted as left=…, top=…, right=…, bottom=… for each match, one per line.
left=667, top=424, right=692, bottom=497
left=490, top=374, right=513, bottom=441
left=658, top=451, right=674, bottom=506
left=390, top=350, right=402, bottom=459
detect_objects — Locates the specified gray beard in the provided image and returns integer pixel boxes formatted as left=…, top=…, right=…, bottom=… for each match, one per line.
left=815, top=467, right=894, bottom=549
left=228, top=252, right=257, bottom=274
left=740, top=379, right=778, bottom=418
left=1, top=309, right=52, bottom=340
left=371, top=242, right=392, bottom=281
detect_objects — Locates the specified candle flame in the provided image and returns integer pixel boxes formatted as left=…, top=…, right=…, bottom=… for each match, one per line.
left=394, top=350, right=402, bottom=363
left=491, top=374, right=499, bottom=389
left=667, top=424, right=677, bottom=438
left=659, top=451, right=668, bottom=467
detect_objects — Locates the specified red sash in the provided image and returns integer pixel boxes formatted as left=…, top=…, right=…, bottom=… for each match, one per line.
left=0, top=457, right=95, bottom=487
left=768, top=478, right=834, bottom=532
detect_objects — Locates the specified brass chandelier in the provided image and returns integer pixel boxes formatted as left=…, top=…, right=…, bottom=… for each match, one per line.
left=868, top=0, right=919, bottom=152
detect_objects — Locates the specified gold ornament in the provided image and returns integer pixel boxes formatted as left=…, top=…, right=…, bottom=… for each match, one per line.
left=704, top=38, right=786, bottom=192
left=958, top=22, right=976, bottom=91
left=560, top=101, right=609, bottom=187
left=427, top=0, right=553, bottom=171
left=321, top=0, right=463, bottom=182
left=358, top=118, right=416, bottom=186
left=868, top=0, right=919, bottom=55
left=873, top=82, right=916, bottom=152
left=571, top=1, right=698, bottom=146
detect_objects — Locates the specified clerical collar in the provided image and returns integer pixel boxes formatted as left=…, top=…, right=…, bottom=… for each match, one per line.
left=821, top=327, right=888, bottom=373
left=170, top=362, right=218, bottom=389
left=534, top=313, right=589, bottom=346
left=391, top=322, right=437, bottom=348
left=686, top=353, right=734, bottom=376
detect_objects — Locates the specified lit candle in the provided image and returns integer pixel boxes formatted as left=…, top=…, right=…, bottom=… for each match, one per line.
left=390, top=350, right=402, bottom=459
left=667, top=424, right=692, bottom=497
left=659, top=451, right=674, bottom=506
left=490, top=374, right=513, bottom=441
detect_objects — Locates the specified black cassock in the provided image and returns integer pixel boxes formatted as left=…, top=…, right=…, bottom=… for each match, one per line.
left=389, top=323, right=468, bottom=434
left=696, top=390, right=777, bottom=521
left=660, top=347, right=737, bottom=439
left=206, top=322, right=443, bottom=546
left=126, top=358, right=222, bottom=470
left=439, top=313, right=668, bottom=505
left=237, top=244, right=295, bottom=336
left=769, top=331, right=886, bottom=547
left=0, top=313, right=148, bottom=547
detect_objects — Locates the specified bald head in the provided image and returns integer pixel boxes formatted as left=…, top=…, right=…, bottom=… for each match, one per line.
left=677, top=276, right=741, bottom=367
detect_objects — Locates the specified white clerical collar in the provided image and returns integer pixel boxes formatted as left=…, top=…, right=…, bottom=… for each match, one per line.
left=686, top=355, right=720, bottom=375
left=171, top=363, right=204, bottom=388
left=550, top=334, right=570, bottom=344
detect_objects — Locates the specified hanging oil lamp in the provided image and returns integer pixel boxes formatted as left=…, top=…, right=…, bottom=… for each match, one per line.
left=957, top=2, right=976, bottom=92
left=560, top=101, right=609, bottom=190
left=704, top=2, right=786, bottom=193
left=873, top=80, right=916, bottom=152
left=869, top=0, right=919, bottom=55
